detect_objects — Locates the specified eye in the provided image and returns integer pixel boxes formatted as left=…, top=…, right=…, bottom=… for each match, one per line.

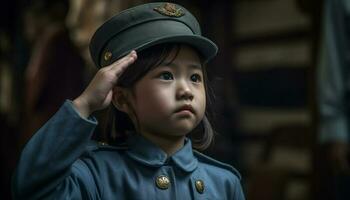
left=159, top=72, right=174, bottom=80
left=190, top=74, right=202, bottom=82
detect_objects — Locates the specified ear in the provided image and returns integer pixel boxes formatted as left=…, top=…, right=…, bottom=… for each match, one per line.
left=112, top=86, right=132, bottom=113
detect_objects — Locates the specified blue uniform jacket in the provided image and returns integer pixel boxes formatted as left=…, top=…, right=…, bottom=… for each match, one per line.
left=12, top=100, right=245, bottom=200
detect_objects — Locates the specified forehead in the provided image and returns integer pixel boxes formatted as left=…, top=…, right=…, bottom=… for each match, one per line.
left=160, top=44, right=203, bottom=69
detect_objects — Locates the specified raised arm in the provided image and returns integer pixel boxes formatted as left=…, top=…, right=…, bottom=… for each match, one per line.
left=12, top=51, right=137, bottom=199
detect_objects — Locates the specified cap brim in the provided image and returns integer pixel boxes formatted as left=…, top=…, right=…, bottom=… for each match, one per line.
left=116, top=35, right=218, bottom=64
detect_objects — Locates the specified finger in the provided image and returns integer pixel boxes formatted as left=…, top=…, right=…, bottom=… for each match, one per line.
left=110, top=51, right=137, bottom=76
left=114, top=58, right=136, bottom=78
left=107, top=50, right=137, bottom=70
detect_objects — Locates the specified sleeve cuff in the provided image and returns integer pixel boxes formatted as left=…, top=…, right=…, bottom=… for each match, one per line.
left=65, top=100, right=98, bottom=125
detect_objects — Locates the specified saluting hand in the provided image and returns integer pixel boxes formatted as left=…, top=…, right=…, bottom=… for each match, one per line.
left=73, top=51, right=137, bottom=118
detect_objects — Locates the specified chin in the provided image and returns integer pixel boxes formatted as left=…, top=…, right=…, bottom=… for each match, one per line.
left=167, top=125, right=195, bottom=137
left=170, top=119, right=202, bottom=136
left=150, top=119, right=199, bottom=137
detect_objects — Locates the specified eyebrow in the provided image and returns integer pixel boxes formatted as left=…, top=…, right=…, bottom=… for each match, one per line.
left=161, top=62, right=202, bottom=70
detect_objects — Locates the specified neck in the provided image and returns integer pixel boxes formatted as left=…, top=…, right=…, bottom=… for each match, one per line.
left=140, top=131, right=186, bottom=156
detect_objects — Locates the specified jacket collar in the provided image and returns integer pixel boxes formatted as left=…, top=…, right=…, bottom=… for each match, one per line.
left=125, top=134, right=198, bottom=173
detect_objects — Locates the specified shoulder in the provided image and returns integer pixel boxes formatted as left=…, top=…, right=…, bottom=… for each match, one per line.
left=193, top=150, right=244, bottom=198
left=193, top=150, right=241, bottom=180
left=72, top=141, right=130, bottom=174
left=74, top=141, right=129, bottom=168
left=85, top=140, right=129, bottom=152
left=87, top=141, right=129, bottom=159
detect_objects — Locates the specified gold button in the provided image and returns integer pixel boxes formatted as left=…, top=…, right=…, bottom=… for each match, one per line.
left=195, top=180, right=204, bottom=194
left=155, top=175, right=170, bottom=190
left=104, top=51, right=112, bottom=61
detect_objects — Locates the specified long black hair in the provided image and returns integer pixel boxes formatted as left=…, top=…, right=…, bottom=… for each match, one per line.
left=105, top=43, right=216, bottom=151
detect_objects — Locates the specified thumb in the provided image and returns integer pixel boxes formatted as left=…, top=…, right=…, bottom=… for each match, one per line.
left=102, top=90, right=114, bottom=108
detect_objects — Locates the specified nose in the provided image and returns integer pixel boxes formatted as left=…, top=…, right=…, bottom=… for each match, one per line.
left=176, top=80, right=194, bottom=101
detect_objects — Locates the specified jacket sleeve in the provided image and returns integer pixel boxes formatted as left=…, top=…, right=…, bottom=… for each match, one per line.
left=12, top=100, right=100, bottom=200
left=318, top=0, right=350, bottom=143
left=233, top=178, right=245, bottom=200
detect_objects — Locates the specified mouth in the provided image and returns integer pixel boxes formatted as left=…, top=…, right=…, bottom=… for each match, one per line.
left=175, top=105, right=195, bottom=114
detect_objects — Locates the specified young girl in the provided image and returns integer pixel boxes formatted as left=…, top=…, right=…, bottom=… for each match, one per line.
left=13, top=2, right=245, bottom=200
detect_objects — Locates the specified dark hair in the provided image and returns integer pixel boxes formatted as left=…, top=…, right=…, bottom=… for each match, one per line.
left=105, top=43, right=216, bottom=151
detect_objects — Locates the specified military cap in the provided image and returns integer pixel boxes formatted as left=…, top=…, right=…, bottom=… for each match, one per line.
left=89, top=2, right=218, bottom=68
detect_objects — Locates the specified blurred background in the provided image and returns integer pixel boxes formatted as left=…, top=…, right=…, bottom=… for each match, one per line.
left=0, top=0, right=345, bottom=199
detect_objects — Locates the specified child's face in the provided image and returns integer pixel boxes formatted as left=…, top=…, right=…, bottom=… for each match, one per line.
left=129, top=45, right=206, bottom=138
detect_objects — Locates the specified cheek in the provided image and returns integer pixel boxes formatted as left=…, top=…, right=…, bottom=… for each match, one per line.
left=134, top=83, right=174, bottom=114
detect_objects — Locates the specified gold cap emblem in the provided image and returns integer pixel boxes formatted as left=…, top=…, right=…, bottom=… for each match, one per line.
left=154, top=3, right=185, bottom=17
left=155, top=175, right=170, bottom=190
left=104, top=51, right=112, bottom=61
left=195, top=180, right=204, bottom=194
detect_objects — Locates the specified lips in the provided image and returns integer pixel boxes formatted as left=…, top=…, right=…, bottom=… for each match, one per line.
left=175, top=105, right=195, bottom=114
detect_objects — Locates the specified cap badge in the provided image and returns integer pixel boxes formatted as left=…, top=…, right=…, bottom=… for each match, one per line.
left=104, top=51, right=112, bottom=61
left=154, top=3, right=185, bottom=17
